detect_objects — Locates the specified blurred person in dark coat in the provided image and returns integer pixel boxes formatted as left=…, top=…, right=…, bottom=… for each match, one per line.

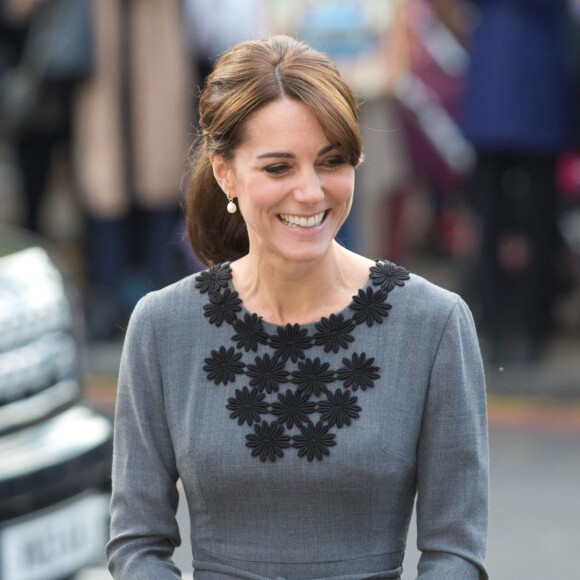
left=460, top=0, right=575, bottom=362
left=0, top=0, right=73, bottom=233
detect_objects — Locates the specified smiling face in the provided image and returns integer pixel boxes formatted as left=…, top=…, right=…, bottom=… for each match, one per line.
left=211, top=98, right=356, bottom=266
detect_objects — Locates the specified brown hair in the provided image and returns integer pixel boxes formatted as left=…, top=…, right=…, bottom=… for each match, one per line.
left=185, top=35, right=362, bottom=266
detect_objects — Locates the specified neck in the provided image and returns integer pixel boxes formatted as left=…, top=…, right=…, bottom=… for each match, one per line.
left=230, top=243, right=372, bottom=325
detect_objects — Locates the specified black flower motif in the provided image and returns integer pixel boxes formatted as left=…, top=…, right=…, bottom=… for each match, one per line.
left=195, top=262, right=232, bottom=294
left=246, top=353, right=289, bottom=394
left=196, top=260, right=404, bottom=463
left=245, top=421, right=292, bottom=462
left=291, top=357, right=335, bottom=397
left=350, top=287, right=392, bottom=327
left=317, top=388, right=361, bottom=428
left=203, top=346, right=245, bottom=385
left=226, top=386, right=269, bottom=426
left=270, top=323, right=313, bottom=363
left=370, top=260, right=410, bottom=292
left=203, top=288, right=242, bottom=327
left=292, top=421, right=336, bottom=462
left=313, top=313, right=355, bottom=353
left=232, top=313, right=269, bottom=352
left=271, top=389, right=316, bottom=429
left=337, top=352, right=380, bottom=391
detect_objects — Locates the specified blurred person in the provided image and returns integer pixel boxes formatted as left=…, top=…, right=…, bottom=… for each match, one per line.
left=0, top=0, right=74, bottom=233
left=564, top=0, right=580, bottom=143
left=460, top=0, right=575, bottom=362
left=73, top=0, right=192, bottom=340
left=387, top=0, right=476, bottom=259
left=107, top=35, right=489, bottom=579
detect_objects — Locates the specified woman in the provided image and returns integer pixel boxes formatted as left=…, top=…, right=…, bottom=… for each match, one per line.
left=107, top=35, right=488, bottom=579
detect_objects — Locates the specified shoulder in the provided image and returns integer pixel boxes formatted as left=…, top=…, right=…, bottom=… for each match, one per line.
left=127, top=266, right=219, bottom=332
left=403, top=271, right=461, bottom=312
left=375, top=260, right=469, bottom=333
left=132, top=273, right=197, bottom=316
left=398, top=271, right=480, bottom=352
left=372, top=259, right=461, bottom=312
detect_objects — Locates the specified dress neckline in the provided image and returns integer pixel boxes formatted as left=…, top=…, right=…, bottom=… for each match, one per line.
left=195, top=259, right=411, bottom=331
left=226, top=261, right=375, bottom=330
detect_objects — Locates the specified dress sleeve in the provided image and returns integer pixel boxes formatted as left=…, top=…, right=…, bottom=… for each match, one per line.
left=106, top=295, right=183, bottom=579
left=415, top=298, right=489, bottom=579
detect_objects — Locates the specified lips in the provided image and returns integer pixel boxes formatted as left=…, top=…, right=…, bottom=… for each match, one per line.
left=278, top=211, right=326, bottom=228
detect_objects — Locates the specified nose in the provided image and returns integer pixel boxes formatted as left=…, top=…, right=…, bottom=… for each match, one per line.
left=292, top=168, right=325, bottom=204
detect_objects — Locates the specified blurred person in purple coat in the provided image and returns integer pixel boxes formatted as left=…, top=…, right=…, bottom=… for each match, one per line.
left=460, top=0, right=575, bottom=362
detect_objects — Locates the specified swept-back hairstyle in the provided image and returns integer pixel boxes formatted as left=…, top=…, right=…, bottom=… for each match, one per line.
left=186, top=35, right=362, bottom=266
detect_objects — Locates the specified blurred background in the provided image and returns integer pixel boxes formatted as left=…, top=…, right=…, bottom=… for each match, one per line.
left=0, top=1, right=579, bottom=579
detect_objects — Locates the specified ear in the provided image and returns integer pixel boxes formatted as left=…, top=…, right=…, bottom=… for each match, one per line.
left=210, top=153, right=234, bottom=196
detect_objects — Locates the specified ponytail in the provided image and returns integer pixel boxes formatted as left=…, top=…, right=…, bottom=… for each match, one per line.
left=185, top=138, right=249, bottom=266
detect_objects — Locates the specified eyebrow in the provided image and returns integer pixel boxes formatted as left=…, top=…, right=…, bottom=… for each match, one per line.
left=256, top=144, right=337, bottom=160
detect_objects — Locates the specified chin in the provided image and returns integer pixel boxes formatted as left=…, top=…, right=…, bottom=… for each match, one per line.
left=247, top=227, right=341, bottom=265
left=275, top=241, right=337, bottom=265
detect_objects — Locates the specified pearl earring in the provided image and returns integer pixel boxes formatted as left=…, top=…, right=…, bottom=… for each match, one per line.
left=226, top=194, right=237, bottom=214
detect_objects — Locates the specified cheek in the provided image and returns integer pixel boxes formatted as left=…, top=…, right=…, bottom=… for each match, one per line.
left=235, top=178, right=278, bottom=221
left=237, top=172, right=283, bottom=202
left=330, top=170, right=355, bottom=202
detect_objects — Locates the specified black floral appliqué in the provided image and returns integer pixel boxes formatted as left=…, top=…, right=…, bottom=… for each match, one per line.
left=196, top=260, right=411, bottom=463
left=370, top=260, right=410, bottom=292
left=203, top=288, right=242, bottom=327
left=203, top=346, right=245, bottom=385
left=245, top=421, right=291, bottom=462
left=270, top=323, right=313, bottom=363
left=226, top=386, right=269, bottom=426
left=292, top=421, right=336, bottom=462
left=317, top=388, right=361, bottom=428
left=313, top=313, right=355, bottom=353
left=195, top=262, right=232, bottom=294
left=232, top=313, right=269, bottom=352
left=291, top=357, right=335, bottom=397
left=350, top=287, right=392, bottom=327
left=246, top=353, right=289, bottom=394
left=271, top=389, right=316, bottom=429
left=336, top=352, right=380, bottom=391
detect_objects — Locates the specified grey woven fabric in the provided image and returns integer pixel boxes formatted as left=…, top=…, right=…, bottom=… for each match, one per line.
left=107, top=263, right=488, bottom=579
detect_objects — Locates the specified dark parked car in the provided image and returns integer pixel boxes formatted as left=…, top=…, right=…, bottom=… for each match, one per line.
left=0, top=228, right=113, bottom=580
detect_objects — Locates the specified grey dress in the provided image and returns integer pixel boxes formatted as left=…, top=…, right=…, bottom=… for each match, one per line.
left=107, top=261, right=488, bottom=579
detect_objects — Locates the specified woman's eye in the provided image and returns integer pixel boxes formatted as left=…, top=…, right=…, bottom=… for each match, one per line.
left=323, top=156, right=346, bottom=168
left=264, top=164, right=289, bottom=175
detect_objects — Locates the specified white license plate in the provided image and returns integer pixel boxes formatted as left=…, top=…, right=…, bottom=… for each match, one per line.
left=0, top=493, right=110, bottom=580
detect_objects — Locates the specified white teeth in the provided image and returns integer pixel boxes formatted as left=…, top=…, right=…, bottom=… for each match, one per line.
left=280, top=211, right=325, bottom=228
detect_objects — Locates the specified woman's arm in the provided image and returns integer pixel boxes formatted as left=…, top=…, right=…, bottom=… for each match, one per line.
left=415, top=298, right=489, bottom=579
left=106, top=295, right=183, bottom=579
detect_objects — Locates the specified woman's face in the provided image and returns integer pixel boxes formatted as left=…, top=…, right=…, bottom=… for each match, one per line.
left=212, top=98, right=355, bottom=265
